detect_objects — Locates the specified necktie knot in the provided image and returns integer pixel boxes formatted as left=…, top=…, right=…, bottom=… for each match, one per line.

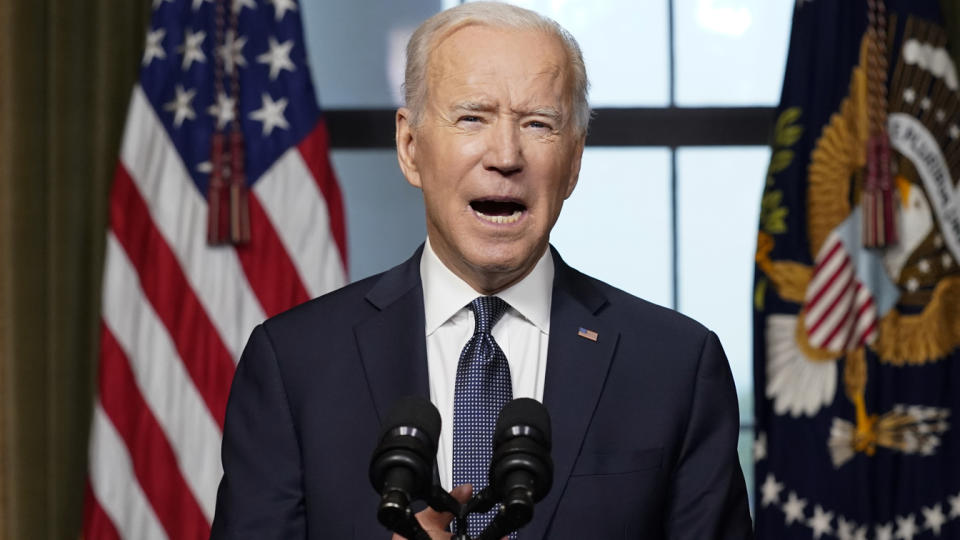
left=470, top=296, right=509, bottom=335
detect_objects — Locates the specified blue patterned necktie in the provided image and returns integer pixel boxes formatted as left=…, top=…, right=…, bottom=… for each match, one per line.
left=453, top=296, right=514, bottom=538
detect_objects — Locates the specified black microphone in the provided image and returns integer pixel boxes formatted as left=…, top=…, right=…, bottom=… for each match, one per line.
left=475, top=398, right=553, bottom=540
left=369, top=396, right=441, bottom=539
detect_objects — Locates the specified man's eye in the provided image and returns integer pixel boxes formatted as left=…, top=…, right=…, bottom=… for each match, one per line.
left=528, top=120, right=552, bottom=130
left=459, top=115, right=481, bottom=123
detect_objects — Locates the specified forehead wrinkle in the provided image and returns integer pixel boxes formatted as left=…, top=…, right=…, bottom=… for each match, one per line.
left=507, top=64, right=567, bottom=113
left=424, top=26, right=573, bottom=122
left=423, top=34, right=473, bottom=113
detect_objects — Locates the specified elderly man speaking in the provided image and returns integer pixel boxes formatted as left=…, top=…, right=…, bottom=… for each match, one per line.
left=210, top=2, right=753, bottom=539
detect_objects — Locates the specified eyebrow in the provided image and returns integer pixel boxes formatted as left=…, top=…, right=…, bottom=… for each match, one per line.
left=451, top=101, right=563, bottom=121
left=524, top=106, right=562, bottom=122
left=452, top=101, right=497, bottom=113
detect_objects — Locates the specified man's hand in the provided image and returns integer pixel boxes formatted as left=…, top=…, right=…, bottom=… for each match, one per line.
left=391, top=484, right=472, bottom=540
left=389, top=484, right=509, bottom=540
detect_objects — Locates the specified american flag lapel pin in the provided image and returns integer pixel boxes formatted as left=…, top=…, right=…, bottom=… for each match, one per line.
left=577, top=327, right=599, bottom=342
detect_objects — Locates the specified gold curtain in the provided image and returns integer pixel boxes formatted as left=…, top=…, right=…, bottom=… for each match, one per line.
left=0, top=1, right=149, bottom=538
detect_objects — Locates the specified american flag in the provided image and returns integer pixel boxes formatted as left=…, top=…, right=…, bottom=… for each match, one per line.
left=577, top=327, right=599, bottom=342
left=81, top=0, right=346, bottom=538
left=802, top=232, right=878, bottom=352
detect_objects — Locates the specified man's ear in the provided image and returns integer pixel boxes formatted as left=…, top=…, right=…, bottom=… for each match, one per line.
left=564, top=135, right=586, bottom=199
left=396, top=107, right=422, bottom=189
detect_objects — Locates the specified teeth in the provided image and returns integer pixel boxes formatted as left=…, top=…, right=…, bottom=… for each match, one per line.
left=476, top=209, right=522, bottom=224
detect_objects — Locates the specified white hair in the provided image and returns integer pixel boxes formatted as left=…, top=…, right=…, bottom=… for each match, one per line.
left=403, top=1, right=591, bottom=136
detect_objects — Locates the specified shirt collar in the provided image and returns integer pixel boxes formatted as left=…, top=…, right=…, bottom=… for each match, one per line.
left=420, top=238, right=554, bottom=336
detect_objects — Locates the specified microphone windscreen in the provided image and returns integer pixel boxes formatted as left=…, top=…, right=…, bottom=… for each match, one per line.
left=494, top=398, right=551, bottom=448
left=380, top=395, right=442, bottom=448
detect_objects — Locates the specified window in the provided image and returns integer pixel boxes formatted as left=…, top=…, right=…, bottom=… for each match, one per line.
left=676, top=146, right=769, bottom=409
left=674, top=0, right=793, bottom=105
left=552, top=148, right=674, bottom=308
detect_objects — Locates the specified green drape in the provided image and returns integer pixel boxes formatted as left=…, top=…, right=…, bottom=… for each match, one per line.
left=0, top=1, right=149, bottom=538
left=945, top=0, right=960, bottom=62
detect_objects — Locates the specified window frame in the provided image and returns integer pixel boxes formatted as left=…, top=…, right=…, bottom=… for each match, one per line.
left=321, top=4, right=780, bottom=489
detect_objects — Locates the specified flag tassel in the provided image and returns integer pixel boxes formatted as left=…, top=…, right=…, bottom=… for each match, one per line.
left=229, top=130, right=250, bottom=244
left=207, top=131, right=250, bottom=245
left=862, top=132, right=898, bottom=248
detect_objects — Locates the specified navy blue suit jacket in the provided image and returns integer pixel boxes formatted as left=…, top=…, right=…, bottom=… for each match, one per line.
left=210, top=247, right=753, bottom=539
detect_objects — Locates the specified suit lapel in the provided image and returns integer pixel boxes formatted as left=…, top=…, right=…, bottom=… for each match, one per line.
left=525, top=250, right=619, bottom=540
left=354, top=246, right=431, bottom=425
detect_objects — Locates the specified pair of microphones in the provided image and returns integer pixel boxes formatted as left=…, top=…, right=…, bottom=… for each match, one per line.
left=369, top=397, right=553, bottom=540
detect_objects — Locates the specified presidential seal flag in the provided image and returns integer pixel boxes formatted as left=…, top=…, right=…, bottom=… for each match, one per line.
left=81, top=0, right=346, bottom=538
left=754, top=0, right=960, bottom=538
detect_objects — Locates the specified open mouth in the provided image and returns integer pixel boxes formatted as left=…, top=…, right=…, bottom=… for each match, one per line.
left=470, top=199, right=526, bottom=224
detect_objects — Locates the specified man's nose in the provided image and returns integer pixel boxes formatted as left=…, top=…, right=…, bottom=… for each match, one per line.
left=482, top=119, right=524, bottom=177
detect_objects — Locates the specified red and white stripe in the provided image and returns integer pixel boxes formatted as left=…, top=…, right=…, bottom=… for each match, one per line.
left=82, top=85, right=346, bottom=539
left=803, top=233, right=878, bottom=352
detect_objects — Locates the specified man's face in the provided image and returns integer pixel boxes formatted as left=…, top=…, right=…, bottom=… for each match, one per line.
left=396, top=24, right=585, bottom=294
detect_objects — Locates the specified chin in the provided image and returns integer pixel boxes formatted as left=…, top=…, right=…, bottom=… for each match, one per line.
left=464, top=254, right=521, bottom=275
left=463, top=241, right=541, bottom=275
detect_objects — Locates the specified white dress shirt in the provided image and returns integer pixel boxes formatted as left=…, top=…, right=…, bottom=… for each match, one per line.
left=420, top=238, right=553, bottom=491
